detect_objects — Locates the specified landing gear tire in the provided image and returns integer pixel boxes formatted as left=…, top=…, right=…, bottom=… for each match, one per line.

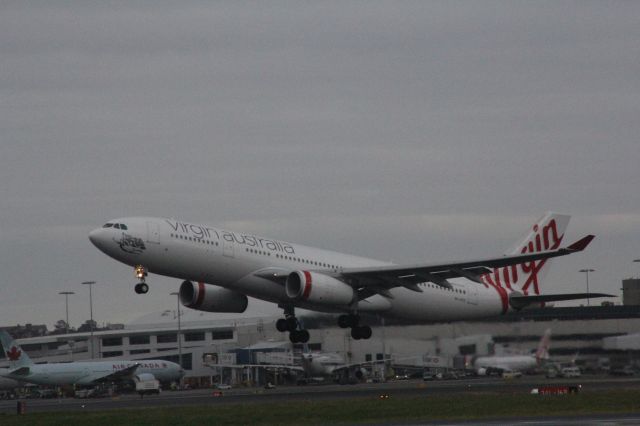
left=351, top=325, right=372, bottom=340
left=358, top=325, right=372, bottom=339
left=134, top=283, right=149, bottom=294
left=276, top=318, right=288, bottom=332
left=278, top=306, right=309, bottom=343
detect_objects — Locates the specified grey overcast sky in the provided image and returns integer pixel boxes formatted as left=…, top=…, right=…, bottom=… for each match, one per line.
left=1, top=1, right=639, bottom=329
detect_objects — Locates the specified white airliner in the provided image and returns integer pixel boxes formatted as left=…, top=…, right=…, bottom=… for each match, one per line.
left=207, top=350, right=377, bottom=384
left=89, top=212, right=610, bottom=343
left=474, top=329, right=551, bottom=376
left=0, top=332, right=184, bottom=386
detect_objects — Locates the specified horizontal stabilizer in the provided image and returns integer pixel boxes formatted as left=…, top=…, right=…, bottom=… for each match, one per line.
left=510, top=292, right=614, bottom=310
left=9, top=367, right=30, bottom=376
left=566, top=235, right=595, bottom=252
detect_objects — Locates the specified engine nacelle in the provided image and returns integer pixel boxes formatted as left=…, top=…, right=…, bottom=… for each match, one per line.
left=179, top=281, right=248, bottom=313
left=285, top=271, right=354, bottom=306
left=355, top=367, right=369, bottom=380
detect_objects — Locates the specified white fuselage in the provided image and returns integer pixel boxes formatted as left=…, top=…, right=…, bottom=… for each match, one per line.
left=474, top=354, right=538, bottom=374
left=2, top=360, right=183, bottom=386
left=301, top=353, right=347, bottom=377
left=89, top=217, right=506, bottom=321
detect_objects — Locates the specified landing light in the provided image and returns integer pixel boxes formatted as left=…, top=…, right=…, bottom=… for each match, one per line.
left=135, top=265, right=147, bottom=279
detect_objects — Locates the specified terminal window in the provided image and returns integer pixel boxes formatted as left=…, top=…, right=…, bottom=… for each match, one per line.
left=156, top=334, right=178, bottom=343
left=129, top=335, right=150, bottom=345
left=102, top=351, right=123, bottom=358
left=184, top=332, right=205, bottom=342
left=22, top=343, right=41, bottom=352
left=102, top=337, right=123, bottom=347
left=211, top=330, right=233, bottom=340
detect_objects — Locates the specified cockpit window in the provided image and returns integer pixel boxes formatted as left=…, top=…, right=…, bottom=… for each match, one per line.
left=103, top=223, right=114, bottom=228
left=119, top=224, right=128, bottom=230
left=114, top=224, right=121, bottom=229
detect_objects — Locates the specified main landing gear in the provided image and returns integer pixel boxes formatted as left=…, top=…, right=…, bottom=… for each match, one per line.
left=338, top=314, right=372, bottom=340
left=134, top=265, right=149, bottom=294
left=276, top=306, right=310, bottom=343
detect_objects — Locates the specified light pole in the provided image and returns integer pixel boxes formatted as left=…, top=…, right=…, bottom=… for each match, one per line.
left=579, top=269, right=595, bottom=306
left=170, top=292, right=183, bottom=387
left=82, top=281, right=96, bottom=359
left=58, top=291, right=75, bottom=333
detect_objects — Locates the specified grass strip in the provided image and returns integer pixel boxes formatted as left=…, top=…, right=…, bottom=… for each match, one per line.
left=2, top=389, right=640, bottom=426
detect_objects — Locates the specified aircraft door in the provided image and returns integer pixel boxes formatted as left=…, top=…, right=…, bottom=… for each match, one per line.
left=146, top=221, right=161, bottom=244
left=467, top=284, right=478, bottom=306
left=223, top=238, right=234, bottom=258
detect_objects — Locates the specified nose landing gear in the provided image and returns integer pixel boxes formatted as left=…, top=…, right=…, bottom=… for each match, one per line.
left=134, top=265, right=149, bottom=294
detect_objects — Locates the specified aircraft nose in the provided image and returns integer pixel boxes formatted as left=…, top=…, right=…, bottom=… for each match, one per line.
left=89, top=228, right=104, bottom=248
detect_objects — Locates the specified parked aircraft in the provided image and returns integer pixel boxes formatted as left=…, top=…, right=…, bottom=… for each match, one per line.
left=474, top=329, right=551, bottom=376
left=0, top=332, right=184, bottom=386
left=206, top=350, right=379, bottom=384
left=89, top=212, right=610, bottom=343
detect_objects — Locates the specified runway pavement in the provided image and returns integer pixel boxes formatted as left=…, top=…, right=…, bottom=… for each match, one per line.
left=1, top=374, right=639, bottom=415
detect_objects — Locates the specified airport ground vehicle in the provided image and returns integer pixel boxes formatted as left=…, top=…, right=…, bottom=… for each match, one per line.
left=134, top=374, right=161, bottom=396
left=560, top=366, right=581, bottom=378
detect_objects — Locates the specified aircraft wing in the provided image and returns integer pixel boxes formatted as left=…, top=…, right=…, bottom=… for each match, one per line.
left=331, top=360, right=385, bottom=373
left=6, top=367, right=30, bottom=376
left=252, top=235, right=595, bottom=302
left=206, top=363, right=304, bottom=372
left=340, top=235, right=594, bottom=297
left=509, top=292, right=614, bottom=309
left=76, top=364, right=140, bottom=385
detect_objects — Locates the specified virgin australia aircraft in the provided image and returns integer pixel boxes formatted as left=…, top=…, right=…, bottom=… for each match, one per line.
left=89, top=212, right=610, bottom=344
left=0, top=332, right=183, bottom=386
left=474, top=329, right=552, bottom=376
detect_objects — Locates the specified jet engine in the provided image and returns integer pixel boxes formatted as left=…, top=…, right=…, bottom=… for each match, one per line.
left=285, top=271, right=354, bottom=306
left=179, top=281, right=248, bottom=313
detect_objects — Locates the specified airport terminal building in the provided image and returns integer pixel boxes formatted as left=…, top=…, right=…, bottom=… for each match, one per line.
left=3, top=302, right=640, bottom=387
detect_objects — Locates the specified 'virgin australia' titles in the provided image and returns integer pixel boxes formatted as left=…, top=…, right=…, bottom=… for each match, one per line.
left=166, top=219, right=296, bottom=254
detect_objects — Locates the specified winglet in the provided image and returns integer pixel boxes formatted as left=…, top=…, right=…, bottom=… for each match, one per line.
left=566, top=235, right=595, bottom=252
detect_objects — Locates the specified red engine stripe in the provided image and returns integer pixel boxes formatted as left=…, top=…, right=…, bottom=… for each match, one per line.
left=194, top=281, right=205, bottom=307
left=302, top=271, right=312, bottom=300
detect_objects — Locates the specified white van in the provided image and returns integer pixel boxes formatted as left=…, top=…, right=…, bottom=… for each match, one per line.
left=560, top=366, right=581, bottom=378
